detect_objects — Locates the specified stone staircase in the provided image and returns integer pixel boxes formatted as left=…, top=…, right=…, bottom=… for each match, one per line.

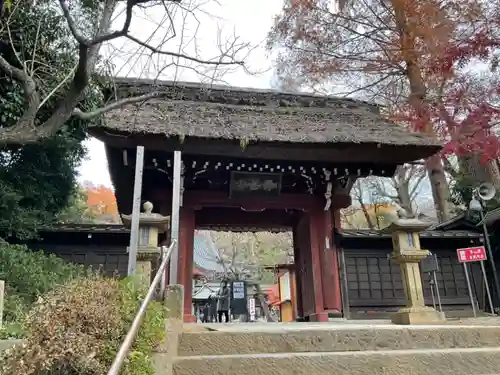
left=172, top=324, right=500, bottom=375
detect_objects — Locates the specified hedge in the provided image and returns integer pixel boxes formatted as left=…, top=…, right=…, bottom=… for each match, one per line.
left=0, top=276, right=165, bottom=375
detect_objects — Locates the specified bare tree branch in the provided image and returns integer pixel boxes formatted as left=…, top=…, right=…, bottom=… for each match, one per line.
left=0, top=55, right=40, bottom=135
left=409, top=170, right=427, bottom=200
left=0, top=0, right=251, bottom=145
left=125, top=33, right=246, bottom=65
left=74, top=94, right=179, bottom=120
left=442, top=157, right=459, bottom=178
left=58, top=0, right=89, bottom=45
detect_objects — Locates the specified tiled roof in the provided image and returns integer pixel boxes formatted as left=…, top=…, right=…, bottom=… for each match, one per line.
left=342, top=229, right=481, bottom=239
left=193, top=231, right=225, bottom=273
left=40, top=223, right=129, bottom=233
left=39, top=224, right=224, bottom=272
left=39, top=224, right=481, bottom=239
left=480, top=207, right=500, bottom=226
left=192, top=284, right=219, bottom=300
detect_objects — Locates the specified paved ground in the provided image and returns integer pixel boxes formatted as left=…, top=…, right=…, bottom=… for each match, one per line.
left=192, top=316, right=500, bottom=332
left=445, top=316, right=500, bottom=325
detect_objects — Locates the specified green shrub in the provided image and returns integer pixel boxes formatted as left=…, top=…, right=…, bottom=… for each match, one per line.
left=0, top=322, right=24, bottom=340
left=3, top=293, right=29, bottom=326
left=119, top=278, right=166, bottom=375
left=0, top=239, right=88, bottom=324
left=0, top=276, right=166, bottom=375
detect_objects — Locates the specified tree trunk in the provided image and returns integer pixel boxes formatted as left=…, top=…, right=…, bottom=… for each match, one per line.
left=374, top=204, right=382, bottom=228
left=392, top=1, right=452, bottom=222
left=459, top=155, right=500, bottom=191
left=455, top=110, right=500, bottom=191
left=360, top=202, right=376, bottom=229
left=393, top=166, right=414, bottom=215
left=426, top=154, right=452, bottom=221
left=396, top=182, right=413, bottom=215
left=488, top=161, right=500, bottom=190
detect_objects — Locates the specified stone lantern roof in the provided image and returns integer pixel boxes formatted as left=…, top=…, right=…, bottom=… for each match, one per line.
left=382, top=218, right=431, bottom=234
left=121, top=201, right=169, bottom=233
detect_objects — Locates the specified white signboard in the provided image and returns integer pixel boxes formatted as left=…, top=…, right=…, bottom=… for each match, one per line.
left=248, top=298, right=256, bottom=321
left=280, top=271, right=292, bottom=301
left=232, top=281, right=245, bottom=299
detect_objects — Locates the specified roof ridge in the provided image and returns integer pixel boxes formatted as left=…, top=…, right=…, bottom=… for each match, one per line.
left=138, top=99, right=384, bottom=115
left=110, top=77, right=380, bottom=108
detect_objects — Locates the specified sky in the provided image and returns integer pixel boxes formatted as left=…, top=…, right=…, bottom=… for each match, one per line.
left=77, top=0, right=284, bottom=187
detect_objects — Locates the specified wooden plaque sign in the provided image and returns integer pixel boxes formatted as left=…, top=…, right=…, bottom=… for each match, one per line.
left=229, top=171, right=282, bottom=199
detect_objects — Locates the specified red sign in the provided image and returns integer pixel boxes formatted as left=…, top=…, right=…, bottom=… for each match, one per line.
left=457, top=246, right=487, bottom=263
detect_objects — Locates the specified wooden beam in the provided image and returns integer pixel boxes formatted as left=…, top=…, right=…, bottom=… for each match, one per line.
left=150, top=190, right=323, bottom=211
left=151, top=189, right=352, bottom=213
left=195, top=207, right=298, bottom=230
left=90, top=129, right=436, bottom=164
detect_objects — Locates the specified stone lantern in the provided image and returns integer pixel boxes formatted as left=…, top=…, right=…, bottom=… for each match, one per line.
left=384, top=217, right=445, bottom=325
left=122, top=201, right=169, bottom=286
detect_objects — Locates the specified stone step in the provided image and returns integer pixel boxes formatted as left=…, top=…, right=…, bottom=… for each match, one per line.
left=177, top=326, right=500, bottom=356
left=173, top=347, right=500, bottom=375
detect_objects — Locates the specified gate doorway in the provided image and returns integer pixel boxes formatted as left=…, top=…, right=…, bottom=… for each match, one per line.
left=159, top=193, right=346, bottom=322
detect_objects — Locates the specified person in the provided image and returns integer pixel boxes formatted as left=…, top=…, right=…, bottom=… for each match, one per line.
left=209, top=295, right=217, bottom=323
left=202, top=301, right=210, bottom=323
left=216, top=280, right=230, bottom=323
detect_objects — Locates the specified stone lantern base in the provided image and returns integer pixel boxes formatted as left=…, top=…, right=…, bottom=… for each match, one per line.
left=392, top=306, right=446, bottom=325
left=127, top=245, right=161, bottom=287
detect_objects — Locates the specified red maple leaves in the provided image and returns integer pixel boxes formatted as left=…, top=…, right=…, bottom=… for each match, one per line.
left=435, top=32, right=500, bottom=75
left=410, top=31, right=500, bottom=163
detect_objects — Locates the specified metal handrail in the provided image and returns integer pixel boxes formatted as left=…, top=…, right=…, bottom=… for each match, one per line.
left=107, top=240, right=176, bottom=375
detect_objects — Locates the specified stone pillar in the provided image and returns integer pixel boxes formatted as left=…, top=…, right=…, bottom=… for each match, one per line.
left=384, top=218, right=445, bottom=325
left=122, top=202, right=169, bottom=286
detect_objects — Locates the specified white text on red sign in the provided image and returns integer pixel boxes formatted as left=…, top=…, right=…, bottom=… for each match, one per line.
left=456, top=246, right=487, bottom=263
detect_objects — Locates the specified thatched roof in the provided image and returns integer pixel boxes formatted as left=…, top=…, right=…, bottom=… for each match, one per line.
left=96, top=78, right=441, bottom=149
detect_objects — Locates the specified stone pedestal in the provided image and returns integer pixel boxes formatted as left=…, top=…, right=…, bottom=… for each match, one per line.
left=391, top=252, right=446, bottom=324
left=392, top=306, right=446, bottom=325
left=136, top=247, right=161, bottom=287
left=384, top=218, right=445, bottom=325
left=122, top=202, right=169, bottom=286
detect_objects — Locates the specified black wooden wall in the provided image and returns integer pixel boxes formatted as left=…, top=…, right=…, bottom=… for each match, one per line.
left=15, top=225, right=485, bottom=319
left=20, top=226, right=131, bottom=277
left=341, top=230, right=484, bottom=318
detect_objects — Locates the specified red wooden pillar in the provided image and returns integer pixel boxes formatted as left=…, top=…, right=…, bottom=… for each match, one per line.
left=294, top=211, right=327, bottom=322
left=177, top=207, right=196, bottom=322
left=307, top=209, right=327, bottom=322
left=331, top=209, right=345, bottom=314
left=294, top=216, right=314, bottom=319
left=319, top=207, right=342, bottom=316
left=292, top=225, right=304, bottom=320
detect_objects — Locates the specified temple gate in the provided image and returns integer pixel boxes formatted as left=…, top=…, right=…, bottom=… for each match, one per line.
left=90, top=78, right=441, bottom=322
